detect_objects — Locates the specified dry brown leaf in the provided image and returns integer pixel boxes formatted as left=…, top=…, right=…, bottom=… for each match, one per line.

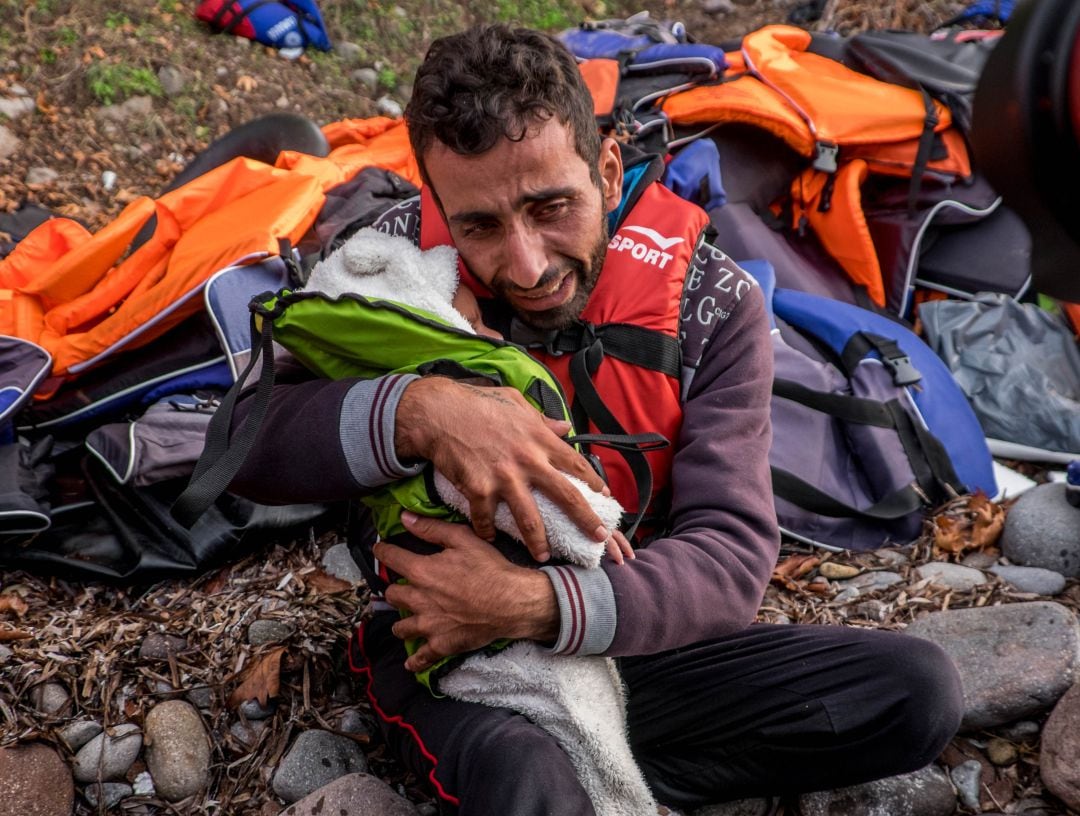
left=0, top=628, right=32, bottom=641
left=772, top=554, right=820, bottom=582
left=227, top=646, right=285, bottom=709
left=0, top=595, right=28, bottom=617
left=932, top=492, right=1005, bottom=557
left=305, top=570, right=353, bottom=594
left=235, top=75, right=258, bottom=92
left=933, top=516, right=964, bottom=554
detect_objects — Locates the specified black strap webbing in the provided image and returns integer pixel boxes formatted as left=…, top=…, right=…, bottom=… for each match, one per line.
left=771, top=467, right=925, bottom=522
left=171, top=312, right=276, bottom=528
left=545, top=322, right=681, bottom=379
left=907, top=87, right=938, bottom=215
left=569, top=338, right=669, bottom=539
left=773, top=378, right=896, bottom=428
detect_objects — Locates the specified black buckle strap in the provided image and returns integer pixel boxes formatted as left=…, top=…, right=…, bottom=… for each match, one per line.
left=526, top=319, right=682, bottom=379
left=841, top=332, right=922, bottom=387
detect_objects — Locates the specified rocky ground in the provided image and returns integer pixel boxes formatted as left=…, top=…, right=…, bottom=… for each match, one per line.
left=8, top=2, right=1074, bottom=816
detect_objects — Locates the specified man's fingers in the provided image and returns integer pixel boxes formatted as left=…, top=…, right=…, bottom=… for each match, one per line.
left=372, top=540, right=427, bottom=582
left=605, top=536, right=624, bottom=565
left=613, top=530, right=635, bottom=561
left=537, top=472, right=609, bottom=544
left=401, top=511, right=482, bottom=549
left=550, top=442, right=607, bottom=494
left=542, top=416, right=574, bottom=437
left=500, top=486, right=551, bottom=562
left=404, top=642, right=445, bottom=673
left=465, top=494, right=498, bottom=542
left=391, top=615, right=423, bottom=641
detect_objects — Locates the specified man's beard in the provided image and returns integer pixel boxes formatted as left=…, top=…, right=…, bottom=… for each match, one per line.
left=492, top=217, right=609, bottom=331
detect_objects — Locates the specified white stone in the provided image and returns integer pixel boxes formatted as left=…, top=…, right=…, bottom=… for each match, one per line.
left=915, top=562, right=987, bottom=592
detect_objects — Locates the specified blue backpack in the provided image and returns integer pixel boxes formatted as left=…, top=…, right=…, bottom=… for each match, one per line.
left=744, top=261, right=997, bottom=550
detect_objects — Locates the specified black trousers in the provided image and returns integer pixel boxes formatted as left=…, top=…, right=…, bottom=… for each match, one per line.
left=352, top=614, right=964, bottom=815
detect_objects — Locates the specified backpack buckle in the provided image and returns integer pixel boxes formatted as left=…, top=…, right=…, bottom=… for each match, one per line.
left=812, top=141, right=839, bottom=173
left=882, top=354, right=921, bottom=387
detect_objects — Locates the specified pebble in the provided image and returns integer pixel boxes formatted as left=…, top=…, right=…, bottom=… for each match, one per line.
left=906, top=601, right=1080, bottom=728
left=72, top=723, right=143, bottom=783
left=0, top=742, right=74, bottom=816
left=819, top=562, right=860, bottom=580
left=83, top=782, right=132, bottom=809
left=914, top=562, right=987, bottom=591
left=139, top=633, right=189, bottom=661
left=278, top=772, right=419, bottom=815
left=376, top=96, right=404, bottom=119
left=96, top=95, right=154, bottom=123
left=1002, top=483, right=1080, bottom=576
left=101, top=170, right=117, bottom=191
left=997, top=720, right=1040, bottom=742
left=1040, top=681, right=1080, bottom=809
left=58, top=720, right=103, bottom=752
left=132, top=770, right=155, bottom=797
left=851, top=599, right=888, bottom=622
left=336, top=41, right=364, bottom=64
left=143, top=700, right=211, bottom=802
left=691, top=798, right=768, bottom=815
left=986, top=737, right=1018, bottom=766
left=32, top=682, right=71, bottom=717
left=832, top=586, right=860, bottom=604
left=230, top=720, right=267, bottom=747
left=247, top=619, right=295, bottom=646
left=799, top=764, right=955, bottom=816
left=990, top=565, right=1067, bottom=596
left=272, top=730, right=368, bottom=804
left=0, top=95, right=35, bottom=120
left=0, top=124, right=22, bottom=160
left=702, top=0, right=736, bottom=13
left=839, top=570, right=903, bottom=592
left=9, top=83, right=27, bottom=95
left=322, top=542, right=365, bottom=584
left=239, top=698, right=277, bottom=720
left=0, top=644, right=12, bottom=661
left=874, top=549, right=910, bottom=567
left=351, top=68, right=379, bottom=95
left=338, top=708, right=375, bottom=737
left=949, top=760, right=982, bottom=810
left=961, top=550, right=999, bottom=570
left=185, top=686, right=213, bottom=710
left=157, top=65, right=186, bottom=97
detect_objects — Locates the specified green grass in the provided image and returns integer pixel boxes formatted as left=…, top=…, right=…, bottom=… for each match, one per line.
left=87, top=63, right=164, bottom=105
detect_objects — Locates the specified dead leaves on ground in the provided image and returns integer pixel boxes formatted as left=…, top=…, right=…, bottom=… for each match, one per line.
left=227, top=646, right=286, bottom=709
left=931, top=492, right=1005, bottom=559
left=771, top=554, right=821, bottom=590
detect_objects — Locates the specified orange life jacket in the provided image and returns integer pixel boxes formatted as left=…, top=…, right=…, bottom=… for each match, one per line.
left=0, top=118, right=416, bottom=380
left=419, top=181, right=709, bottom=516
left=658, top=25, right=974, bottom=307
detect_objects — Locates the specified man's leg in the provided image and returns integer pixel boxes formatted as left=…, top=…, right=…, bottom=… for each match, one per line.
left=352, top=613, right=596, bottom=816
left=621, top=623, right=964, bottom=809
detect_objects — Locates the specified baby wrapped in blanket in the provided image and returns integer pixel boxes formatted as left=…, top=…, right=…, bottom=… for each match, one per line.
left=305, top=227, right=659, bottom=816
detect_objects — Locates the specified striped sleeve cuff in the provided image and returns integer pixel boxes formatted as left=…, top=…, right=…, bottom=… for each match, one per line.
left=540, top=564, right=617, bottom=656
left=339, top=374, right=425, bottom=489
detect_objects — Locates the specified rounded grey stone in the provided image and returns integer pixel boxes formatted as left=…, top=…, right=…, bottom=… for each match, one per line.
left=852, top=599, right=888, bottom=622
left=336, top=41, right=364, bottom=64
left=950, top=760, right=981, bottom=809
left=996, top=720, right=1040, bottom=742
left=272, top=730, right=368, bottom=804
left=83, top=781, right=132, bottom=809
left=840, top=571, right=903, bottom=592
left=185, top=686, right=213, bottom=710
left=143, top=700, right=211, bottom=802
left=32, top=682, right=70, bottom=717
left=230, top=719, right=266, bottom=747
left=0, top=126, right=22, bottom=160
left=132, top=769, right=155, bottom=796
left=961, top=550, right=999, bottom=570
left=991, top=565, right=1067, bottom=596
left=375, top=96, right=403, bottom=119
left=247, top=619, right=295, bottom=646
left=279, top=772, right=418, bottom=816
left=139, top=633, right=189, bottom=661
left=915, top=562, right=987, bottom=591
left=338, top=708, right=375, bottom=738
left=72, top=723, right=142, bottom=782
left=1002, top=483, right=1080, bottom=576
left=157, top=65, right=186, bottom=97
left=702, top=0, right=736, bottom=13
left=0, top=644, right=12, bottom=661
left=239, top=697, right=276, bottom=720
left=351, top=68, right=379, bottom=94
left=23, top=165, right=57, bottom=186
left=799, top=764, right=955, bottom=816
left=321, top=542, right=365, bottom=584
left=58, top=720, right=103, bottom=752
left=832, top=586, right=860, bottom=605
left=906, top=601, right=1080, bottom=729
left=0, top=96, right=34, bottom=120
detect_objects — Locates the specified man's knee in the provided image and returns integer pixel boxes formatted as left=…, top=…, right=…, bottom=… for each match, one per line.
left=875, top=635, right=964, bottom=770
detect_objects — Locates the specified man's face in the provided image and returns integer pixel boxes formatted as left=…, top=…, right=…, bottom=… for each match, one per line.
left=424, top=119, right=623, bottom=330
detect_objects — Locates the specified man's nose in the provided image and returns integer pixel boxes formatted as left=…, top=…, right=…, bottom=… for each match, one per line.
left=503, top=223, right=548, bottom=289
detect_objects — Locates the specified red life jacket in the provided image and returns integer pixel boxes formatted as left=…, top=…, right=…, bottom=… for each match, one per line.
left=419, top=181, right=709, bottom=519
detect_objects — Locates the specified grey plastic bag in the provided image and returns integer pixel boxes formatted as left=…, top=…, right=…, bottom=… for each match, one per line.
left=920, top=293, right=1080, bottom=458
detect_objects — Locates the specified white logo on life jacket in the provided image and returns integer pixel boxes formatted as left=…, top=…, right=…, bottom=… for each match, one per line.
left=608, top=226, right=684, bottom=269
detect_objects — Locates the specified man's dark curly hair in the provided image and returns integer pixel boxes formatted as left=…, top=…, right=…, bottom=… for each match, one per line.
left=405, top=25, right=601, bottom=187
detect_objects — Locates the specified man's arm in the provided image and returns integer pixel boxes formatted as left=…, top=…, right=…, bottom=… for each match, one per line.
left=540, top=256, right=780, bottom=656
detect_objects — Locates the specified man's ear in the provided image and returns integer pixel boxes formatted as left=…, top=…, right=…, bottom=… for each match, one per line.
left=598, top=137, right=624, bottom=214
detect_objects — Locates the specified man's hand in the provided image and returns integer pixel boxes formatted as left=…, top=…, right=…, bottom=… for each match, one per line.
left=375, top=512, right=559, bottom=673
left=395, top=376, right=611, bottom=562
